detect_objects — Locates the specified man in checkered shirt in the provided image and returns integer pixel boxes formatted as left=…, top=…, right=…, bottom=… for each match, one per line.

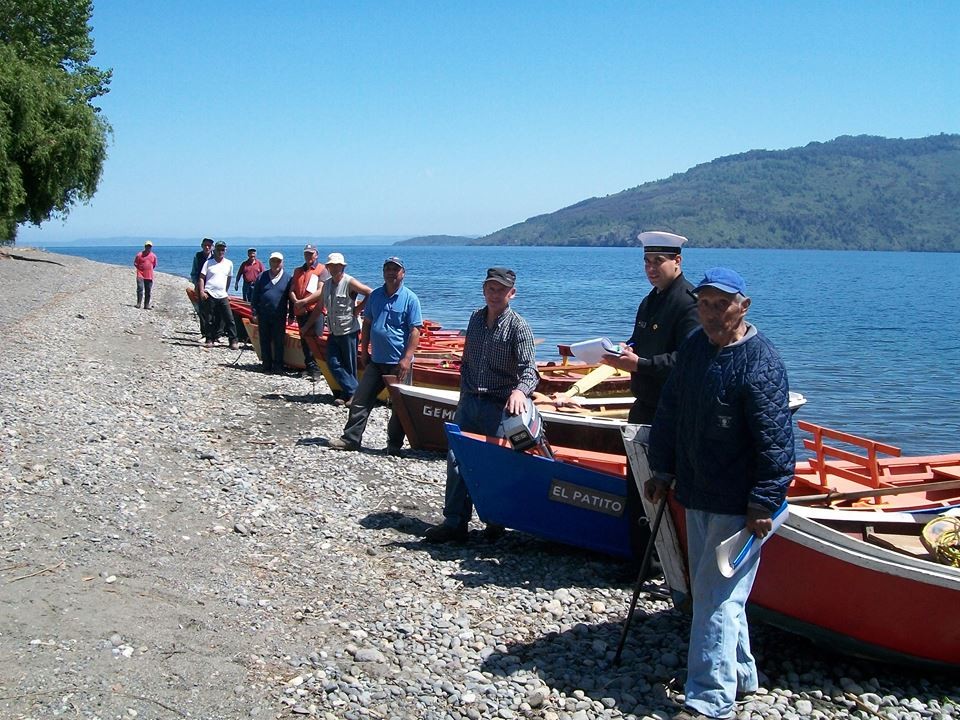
left=424, top=267, right=539, bottom=544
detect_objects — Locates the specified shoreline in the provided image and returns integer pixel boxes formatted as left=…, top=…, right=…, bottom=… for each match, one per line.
left=0, top=248, right=956, bottom=719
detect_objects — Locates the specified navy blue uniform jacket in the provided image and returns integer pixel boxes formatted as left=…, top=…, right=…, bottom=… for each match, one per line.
left=648, top=326, right=795, bottom=514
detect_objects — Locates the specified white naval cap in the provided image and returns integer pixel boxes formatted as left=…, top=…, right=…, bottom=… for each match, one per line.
left=638, top=231, right=688, bottom=254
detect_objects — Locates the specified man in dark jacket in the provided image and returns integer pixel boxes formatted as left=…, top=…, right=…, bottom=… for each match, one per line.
left=603, top=231, right=699, bottom=424
left=602, top=231, right=700, bottom=564
left=189, top=237, right=214, bottom=337
left=646, top=267, right=795, bottom=720
left=250, top=252, right=291, bottom=373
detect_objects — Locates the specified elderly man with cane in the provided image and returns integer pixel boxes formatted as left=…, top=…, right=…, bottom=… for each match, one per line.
left=640, top=267, right=795, bottom=720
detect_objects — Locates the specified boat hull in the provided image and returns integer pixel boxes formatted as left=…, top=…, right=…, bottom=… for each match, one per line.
left=444, top=423, right=632, bottom=558
left=621, top=426, right=960, bottom=670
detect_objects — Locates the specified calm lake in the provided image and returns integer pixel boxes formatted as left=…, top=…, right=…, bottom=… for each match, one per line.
left=45, top=243, right=960, bottom=457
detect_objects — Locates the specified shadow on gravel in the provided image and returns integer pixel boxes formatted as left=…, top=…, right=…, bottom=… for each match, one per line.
left=361, top=511, right=635, bottom=591
left=481, top=610, right=960, bottom=718
left=480, top=614, right=684, bottom=717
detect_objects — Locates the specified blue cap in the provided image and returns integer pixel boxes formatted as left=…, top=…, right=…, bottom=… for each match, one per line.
left=695, top=267, right=747, bottom=295
left=383, top=256, right=405, bottom=269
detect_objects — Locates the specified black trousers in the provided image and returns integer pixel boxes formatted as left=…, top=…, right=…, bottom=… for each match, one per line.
left=624, top=401, right=657, bottom=562
left=202, top=297, right=237, bottom=343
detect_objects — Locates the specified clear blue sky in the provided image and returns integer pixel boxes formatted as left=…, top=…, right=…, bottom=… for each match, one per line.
left=17, top=0, right=960, bottom=244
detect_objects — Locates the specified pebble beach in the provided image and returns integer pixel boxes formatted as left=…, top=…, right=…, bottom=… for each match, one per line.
left=0, top=248, right=956, bottom=720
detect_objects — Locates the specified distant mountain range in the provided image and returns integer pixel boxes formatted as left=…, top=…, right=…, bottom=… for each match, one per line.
left=36, top=235, right=411, bottom=248
left=472, top=134, right=959, bottom=251
left=395, top=234, right=477, bottom=246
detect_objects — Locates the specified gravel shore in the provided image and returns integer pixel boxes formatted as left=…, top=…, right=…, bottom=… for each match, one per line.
left=0, top=248, right=956, bottom=720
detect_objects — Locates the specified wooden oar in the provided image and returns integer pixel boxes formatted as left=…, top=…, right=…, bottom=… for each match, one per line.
left=789, top=477, right=960, bottom=506
left=556, top=363, right=617, bottom=399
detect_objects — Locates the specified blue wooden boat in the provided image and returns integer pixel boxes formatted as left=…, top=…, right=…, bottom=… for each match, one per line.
left=444, top=422, right=632, bottom=558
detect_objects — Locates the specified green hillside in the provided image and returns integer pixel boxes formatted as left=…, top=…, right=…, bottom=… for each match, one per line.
left=479, top=134, right=960, bottom=251
left=396, top=235, right=475, bottom=246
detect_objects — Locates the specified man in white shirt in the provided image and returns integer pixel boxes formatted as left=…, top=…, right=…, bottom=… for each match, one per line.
left=197, top=240, right=239, bottom=349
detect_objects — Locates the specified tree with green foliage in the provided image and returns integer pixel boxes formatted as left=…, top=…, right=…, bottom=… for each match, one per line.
left=0, top=0, right=111, bottom=244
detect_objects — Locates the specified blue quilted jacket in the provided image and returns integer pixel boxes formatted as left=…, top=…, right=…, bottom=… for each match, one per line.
left=648, top=325, right=795, bottom=515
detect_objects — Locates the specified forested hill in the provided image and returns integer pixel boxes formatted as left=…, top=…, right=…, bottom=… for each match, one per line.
left=479, top=134, right=960, bottom=251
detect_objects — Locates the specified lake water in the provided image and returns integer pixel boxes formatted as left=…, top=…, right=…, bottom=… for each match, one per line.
left=45, top=243, right=960, bottom=457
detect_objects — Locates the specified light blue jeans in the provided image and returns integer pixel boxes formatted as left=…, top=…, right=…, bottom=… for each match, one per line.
left=684, top=508, right=760, bottom=719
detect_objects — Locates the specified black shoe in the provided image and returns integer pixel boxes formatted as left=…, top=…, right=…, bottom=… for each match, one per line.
left=328, top=438, right=360, bottom=451
left=483, top=523, right=506, bottom=542
left=386, top=445, right=405, bottom=458
left=423, top=524, right=468, bottom=544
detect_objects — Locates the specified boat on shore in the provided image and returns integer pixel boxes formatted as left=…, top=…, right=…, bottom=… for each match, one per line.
left=390, top=382, right=807, bottom=454
left=412, top=359, right=633, bottom=397
left=444, top=423, right=633, bottom=558
left=622, top=424, right=960, bottom=671
left=389, top=382, right=634, bottom=453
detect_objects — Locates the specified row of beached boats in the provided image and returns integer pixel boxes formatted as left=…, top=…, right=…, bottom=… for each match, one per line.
left=198, top=290, right=960, bottom=671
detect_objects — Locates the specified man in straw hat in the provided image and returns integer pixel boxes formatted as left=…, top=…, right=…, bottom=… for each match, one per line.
left=302, top=252, right=373, bottom=405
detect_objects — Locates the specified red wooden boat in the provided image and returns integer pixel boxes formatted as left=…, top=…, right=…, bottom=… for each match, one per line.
left=790, top=421, right=960, bottom=511
left=622, top=424, right=960, bottom=670
left=411, top=359, right=633, bottom=397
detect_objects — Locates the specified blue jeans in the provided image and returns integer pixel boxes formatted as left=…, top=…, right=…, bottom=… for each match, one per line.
left=684, top=509, right=760, bottom=719
left=327, top=332, right=359, bottom=399
left=442, top=393, right=507, bottom=530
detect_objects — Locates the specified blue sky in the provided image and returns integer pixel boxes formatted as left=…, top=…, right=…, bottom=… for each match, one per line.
left=17, top=0, right=960, bottom=244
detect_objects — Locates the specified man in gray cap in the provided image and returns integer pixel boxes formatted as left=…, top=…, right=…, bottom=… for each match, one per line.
left=424, top=267, right=539, bottom=543
left=646, top=267, right=794, bottom=720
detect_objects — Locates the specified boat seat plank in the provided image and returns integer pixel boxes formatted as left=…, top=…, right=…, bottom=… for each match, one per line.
left=862, top=528, right=931, bottom=559
left=931, top=465, right=960, bottom=481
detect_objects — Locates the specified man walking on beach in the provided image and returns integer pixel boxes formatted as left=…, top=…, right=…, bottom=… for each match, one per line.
left=250, top=252, right=291, bottom=373
left=190, top=237, right=215, bottom=336
left=235, top=247, right=264, bottom=302
left=197, top=241, right=239, bottom=349
left=289, top=244, right=329, bottom=376
left=133, top=241, right=157, bottom=309
left=646, top=267, right=795, bottom=720
left=303, top=252, right=373, bottom=405
left=328, top=257, right=421, bottom=454
left=601, top=230, right=700, bottom=564
left=424, top=267, right=539, bottom=544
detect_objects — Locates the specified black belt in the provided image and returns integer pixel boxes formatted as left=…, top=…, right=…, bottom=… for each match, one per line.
left=464, top=391, right=508, bottom=403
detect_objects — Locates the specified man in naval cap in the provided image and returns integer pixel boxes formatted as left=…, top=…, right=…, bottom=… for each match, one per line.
left=601, top=230, right=700, bottom=566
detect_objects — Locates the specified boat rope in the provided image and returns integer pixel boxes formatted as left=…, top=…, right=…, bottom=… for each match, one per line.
left=932, top=517, right=960, bottom=568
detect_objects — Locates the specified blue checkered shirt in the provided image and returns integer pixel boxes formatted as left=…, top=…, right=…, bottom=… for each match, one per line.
left=459, top=306, right=539, bottom=401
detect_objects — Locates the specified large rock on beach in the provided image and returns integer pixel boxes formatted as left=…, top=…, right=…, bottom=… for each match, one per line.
left=0, top=247, right=956, bottom=719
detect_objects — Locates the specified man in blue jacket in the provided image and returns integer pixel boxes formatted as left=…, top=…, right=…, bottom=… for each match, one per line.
left=646, top=267, right=795, bottom=720
left=250, top=252, right=292, bottom=373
